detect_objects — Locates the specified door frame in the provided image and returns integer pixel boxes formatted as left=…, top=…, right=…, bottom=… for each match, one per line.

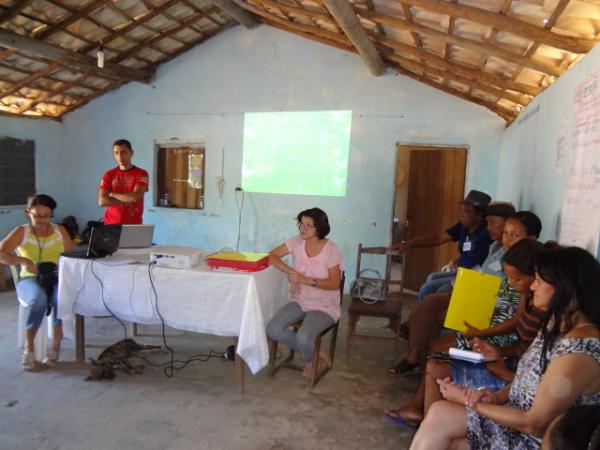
left=390, top=143, right=470, bottom=289
left=390, top=142, right=470, bottom=245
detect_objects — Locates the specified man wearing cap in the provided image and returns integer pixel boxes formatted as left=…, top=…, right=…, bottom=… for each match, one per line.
left=392, top=190, right=493, bottom=302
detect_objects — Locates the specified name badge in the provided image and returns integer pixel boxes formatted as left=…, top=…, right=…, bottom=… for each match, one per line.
left=463, top=241, right=472, bottom=252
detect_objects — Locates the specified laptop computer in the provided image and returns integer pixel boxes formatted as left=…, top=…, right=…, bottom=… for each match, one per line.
left=62, top=224, right=122, bottom=259
left=118, top=224, right=154, bottom=248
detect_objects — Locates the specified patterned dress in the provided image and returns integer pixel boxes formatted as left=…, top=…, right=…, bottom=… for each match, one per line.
left=467, top=332, right=600, bottom=449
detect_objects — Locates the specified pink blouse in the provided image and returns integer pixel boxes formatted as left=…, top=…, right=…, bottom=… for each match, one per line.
left=284, top=236, right=344, bottom=321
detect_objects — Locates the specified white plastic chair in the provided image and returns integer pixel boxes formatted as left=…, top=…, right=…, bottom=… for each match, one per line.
left=11, top=265, right=54, bottom=362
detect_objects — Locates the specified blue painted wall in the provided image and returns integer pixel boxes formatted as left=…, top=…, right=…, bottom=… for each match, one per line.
left=1, top=26, right=505, bottom=283
left=496, top=43, right=600, bottom=243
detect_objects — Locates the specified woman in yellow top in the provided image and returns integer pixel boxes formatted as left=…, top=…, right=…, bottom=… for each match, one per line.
left=0, top=194, right=74, bottom=370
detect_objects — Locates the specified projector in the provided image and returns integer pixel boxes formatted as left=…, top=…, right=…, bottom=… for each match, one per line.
left=150, top=246, right=204, bottom=269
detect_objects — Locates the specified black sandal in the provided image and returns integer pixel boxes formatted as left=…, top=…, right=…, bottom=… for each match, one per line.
left=388, top=359, right=420, bottom=375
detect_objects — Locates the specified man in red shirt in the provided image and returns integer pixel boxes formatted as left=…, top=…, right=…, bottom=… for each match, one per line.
left=98, top=139, right=149, bottom=224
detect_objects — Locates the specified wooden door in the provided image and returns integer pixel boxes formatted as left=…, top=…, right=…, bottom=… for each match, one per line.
left=402, top=147, right=467, bottom=291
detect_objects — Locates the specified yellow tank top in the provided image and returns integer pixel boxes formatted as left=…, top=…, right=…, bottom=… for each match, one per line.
left=16, top=224, right=65, bottom=278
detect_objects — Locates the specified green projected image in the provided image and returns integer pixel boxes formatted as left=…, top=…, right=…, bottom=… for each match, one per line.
left=241, top=110, right=352, bottom=196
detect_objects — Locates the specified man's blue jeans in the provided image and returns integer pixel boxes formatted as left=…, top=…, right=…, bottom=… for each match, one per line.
left=417, top=271, right=456, bottom=303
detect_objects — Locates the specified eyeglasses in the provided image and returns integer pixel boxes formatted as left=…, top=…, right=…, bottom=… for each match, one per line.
left=28, top=213, right=52, bottom=219
left=298, top=223, right=315, bottom=229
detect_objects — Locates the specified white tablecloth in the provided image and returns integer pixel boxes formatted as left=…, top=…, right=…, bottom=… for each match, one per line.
left=57, top=249, right=290, bottom=374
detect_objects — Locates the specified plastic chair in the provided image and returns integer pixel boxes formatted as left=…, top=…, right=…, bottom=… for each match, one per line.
left=345, top=244, right=405, bottom=362
left=268, top=273, right=345, bottom=388
left=11, top=265, right=54, bottom=362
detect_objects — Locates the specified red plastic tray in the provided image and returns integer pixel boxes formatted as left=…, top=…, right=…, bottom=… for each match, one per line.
left=206, top=255, right=269, bottom=272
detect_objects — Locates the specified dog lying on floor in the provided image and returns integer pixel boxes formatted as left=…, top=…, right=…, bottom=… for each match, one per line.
left=85, top=339, right=161, bottom=381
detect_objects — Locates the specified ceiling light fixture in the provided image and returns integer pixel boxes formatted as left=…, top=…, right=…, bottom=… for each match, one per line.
left=97, top=45, right=104, bottom=68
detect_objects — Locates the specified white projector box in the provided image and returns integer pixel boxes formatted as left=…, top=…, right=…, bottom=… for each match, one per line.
left=150, top=246, right=204, bottom=269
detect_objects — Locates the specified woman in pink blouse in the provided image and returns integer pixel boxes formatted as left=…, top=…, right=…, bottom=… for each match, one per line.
left=266, top=208, right=343, bottom=376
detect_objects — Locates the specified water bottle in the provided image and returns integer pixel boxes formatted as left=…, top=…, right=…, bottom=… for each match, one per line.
left=162, top=190, right=171, bottom=207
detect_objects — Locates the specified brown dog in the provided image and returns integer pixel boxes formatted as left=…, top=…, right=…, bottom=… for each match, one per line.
left=85, top=339, right=161, bottom=381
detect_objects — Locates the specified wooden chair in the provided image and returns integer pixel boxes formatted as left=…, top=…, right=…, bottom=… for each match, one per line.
left=345, top=244, right=405, bottom=361
left=268, top=273, right=345, bottom=388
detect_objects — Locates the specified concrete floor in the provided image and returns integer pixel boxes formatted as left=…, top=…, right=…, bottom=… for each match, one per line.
left=0, top=288, right=418, bottom=450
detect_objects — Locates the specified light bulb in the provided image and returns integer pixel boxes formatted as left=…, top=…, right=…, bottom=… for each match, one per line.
left=97, top=47, right=104, bottom=68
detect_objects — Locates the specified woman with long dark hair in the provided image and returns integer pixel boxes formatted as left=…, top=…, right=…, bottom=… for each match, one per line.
left=409, top=246, right=600, bottom=450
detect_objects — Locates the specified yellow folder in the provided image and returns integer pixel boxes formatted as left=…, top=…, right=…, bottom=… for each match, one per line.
left=443, top=268, right=502, bottom=333
left=205, top=251, right=268, bottom=262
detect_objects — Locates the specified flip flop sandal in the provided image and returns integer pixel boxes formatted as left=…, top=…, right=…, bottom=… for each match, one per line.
left=383, top=410, right=420, bottom=429
left=388, top=359, right=420, bottom=375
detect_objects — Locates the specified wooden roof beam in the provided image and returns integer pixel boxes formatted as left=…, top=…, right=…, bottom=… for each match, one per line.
left=370, top=32, right=540, bottom=96
left=323, top=0, right=384, bottom=76
left=0, top=29, right=154, bottom=83
left=395, top=0, right=595, bottom=54
left=212, top=0, right=260, bottom=29
left=381, top=50, right=529, bottom=105
left=17, top=73, right=91, bottom=114
left=0, top=0, right=34, bottom=25
left=357, top=8, right=563, bottom=77
left=35, top=0, right=108, bottom=40
left=240, top=2, right=350, bottom=45
left=263, top=19, right=354, bottom=52
left=386, top=60, right=516, bottom=121
left=0, top=62, right=60, bottom=99
left=111, top=7, right=220, bottom=64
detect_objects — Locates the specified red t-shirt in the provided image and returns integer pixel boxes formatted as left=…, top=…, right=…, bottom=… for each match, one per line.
left=100, top=166, right=149, bottom=224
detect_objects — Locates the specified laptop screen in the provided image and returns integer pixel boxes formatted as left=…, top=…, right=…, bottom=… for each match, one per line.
left=118, top=224, right=154, bottom=248
left=88, top=224, right=122, bottom=258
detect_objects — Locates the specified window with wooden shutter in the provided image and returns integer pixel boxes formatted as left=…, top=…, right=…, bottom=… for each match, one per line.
left=156, top=144, right=205, bottom=210
left=0, top=137, right=35, bottom=206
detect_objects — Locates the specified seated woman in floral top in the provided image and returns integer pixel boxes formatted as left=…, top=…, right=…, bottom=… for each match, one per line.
left=409, top=246, right=600, bottom=450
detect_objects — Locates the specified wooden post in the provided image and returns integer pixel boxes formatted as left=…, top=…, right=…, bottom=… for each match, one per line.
left=323, top=0, right=385, bottom=76
left=212, top=0, right=260, bottom=29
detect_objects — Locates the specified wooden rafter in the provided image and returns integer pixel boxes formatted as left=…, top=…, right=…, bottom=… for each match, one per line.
left=60, top=26, right=228, bottom=117
left=369, top=31, right=540, bottom=96
left=0, top=0, right=34, bottom=25
left=508, top=0, right=571, bottom=88
left=356, top=8, right=563, bottom=77
left=386, top=60, right=516, bottom=121
left=212, top=0, right=260, bottom=29
left=263, top=18, right=354, bottom=52
left=35, top=0, right=108, bottom=40
left=0, top=62, right=61, bottom=98
left=444, top=0, right=456, bottom=62
left=110, top=7, right=220, bottom=64
left=18, top=73, right=91, bottom=114
left=323, top=0, right=385, bottom=76
left=400, top=3, right=424, bottom=53
left=0, top=29, right=154, bottom=83
left=396, top=0, right=595, bottom=54
left=381, top=50, right=529, bottom=105
left=240, top=2, right=350, bottom=45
